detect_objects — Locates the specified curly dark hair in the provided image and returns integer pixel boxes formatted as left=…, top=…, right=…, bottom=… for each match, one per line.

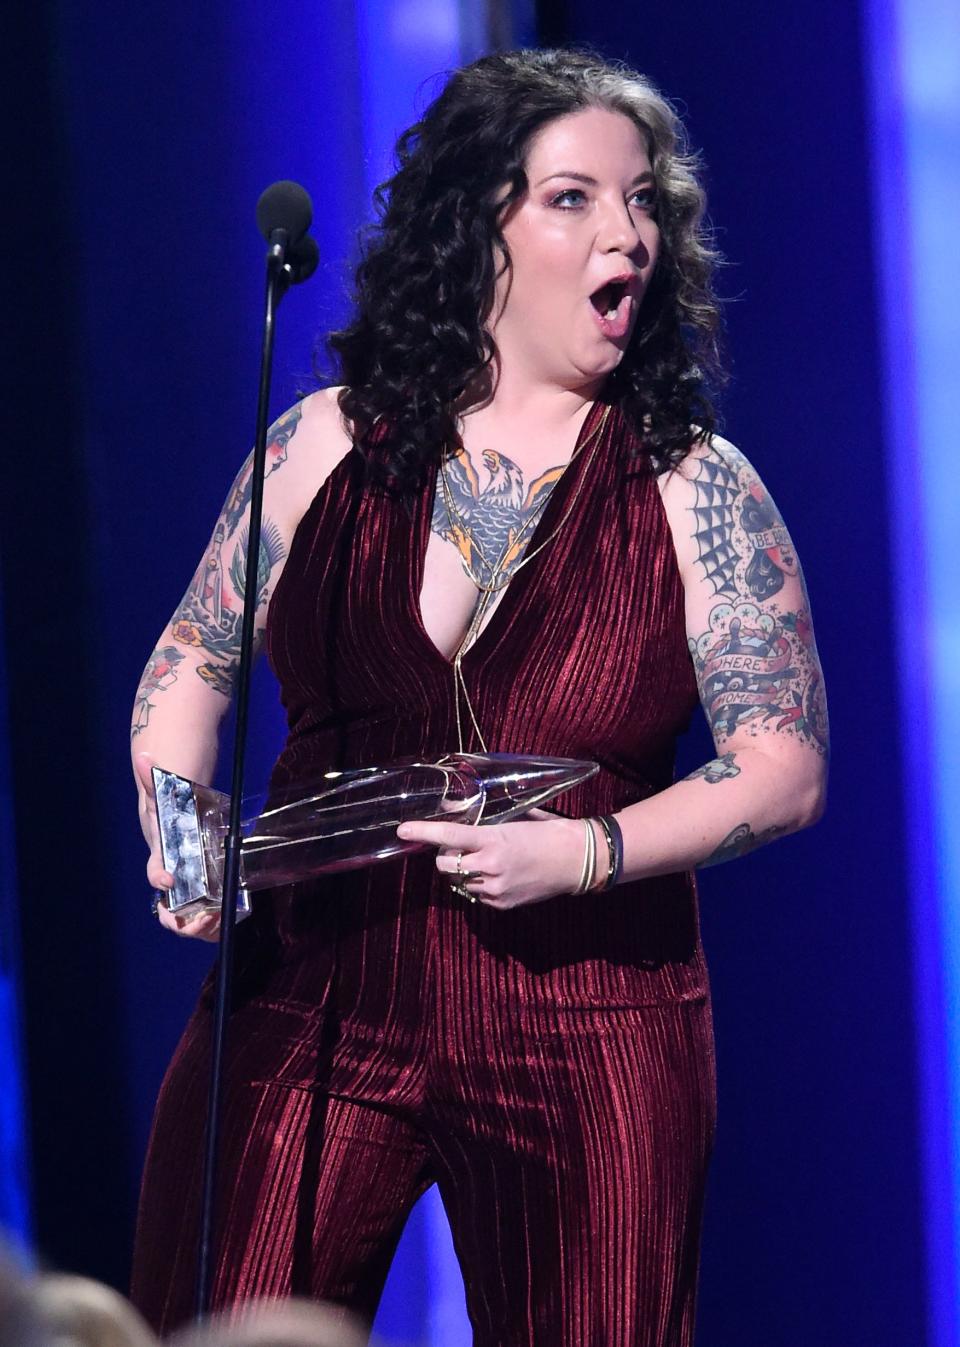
left=328, top=47, right=726, bottom=488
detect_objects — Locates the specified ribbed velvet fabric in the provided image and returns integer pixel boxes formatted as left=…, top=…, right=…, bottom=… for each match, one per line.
left=130, top=398, right=717, bottom=1345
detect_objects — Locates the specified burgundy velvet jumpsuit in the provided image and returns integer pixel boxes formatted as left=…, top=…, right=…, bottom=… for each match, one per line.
left=131, top=399, right=717, bottom=1345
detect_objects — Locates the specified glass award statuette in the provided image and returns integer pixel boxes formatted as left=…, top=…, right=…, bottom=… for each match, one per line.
left=153, top=754, right=598, bottom=918
left=152, top=770, right=253, bottom=920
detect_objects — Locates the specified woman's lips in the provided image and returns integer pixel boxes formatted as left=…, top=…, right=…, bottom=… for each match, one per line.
left=590, top=289, right=634, bottom=341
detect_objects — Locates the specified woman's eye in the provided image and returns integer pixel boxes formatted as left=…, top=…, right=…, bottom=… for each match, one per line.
left=549, top=188, right=586, bottom=208
left=631, top=188, right=658, bottom=211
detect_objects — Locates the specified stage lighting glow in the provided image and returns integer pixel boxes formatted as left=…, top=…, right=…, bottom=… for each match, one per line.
left=355, top=0, right=484, bottom=211
left=865, top=0, right=960, bottom=1342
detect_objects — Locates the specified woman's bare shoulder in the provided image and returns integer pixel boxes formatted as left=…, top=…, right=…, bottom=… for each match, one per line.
left=653, top=430, right=746, bottom=502
left=653, top=430, right=800, bottom=599
left=653, top=430, right=750, bottom=576
left=265, top=385, right=356, bottom=536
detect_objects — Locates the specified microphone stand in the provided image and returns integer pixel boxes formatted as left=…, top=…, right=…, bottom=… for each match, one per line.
left=194, top=240, right=305, bottom=1321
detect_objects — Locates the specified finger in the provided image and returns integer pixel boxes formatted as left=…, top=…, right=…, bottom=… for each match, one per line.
left=436, top=837, right=488, bottom=885
left=156, top=904, right=199, bottom=935
left=156, top=902, right=220, bottom=939
left=435, top=842, right=482, bottom=860
left=397, top=820, right=483, bottom=849
left=133, top=751, right=158, bottom=799
left=165, top=915, right=221, bottom=942
left=435, top=850, right=487, bottom=878
left=175, top=912, right=221, bottom=941
left=147, top=860, right=176, bottom=889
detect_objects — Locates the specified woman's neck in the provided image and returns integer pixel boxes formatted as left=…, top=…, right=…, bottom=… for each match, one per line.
left=454, top=382, right=602, bottom=475
left=458, top=366, right=604, bottom=440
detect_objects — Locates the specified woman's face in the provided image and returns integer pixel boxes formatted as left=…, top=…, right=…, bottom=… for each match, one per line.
left=489, top=105, right=661, bottom=392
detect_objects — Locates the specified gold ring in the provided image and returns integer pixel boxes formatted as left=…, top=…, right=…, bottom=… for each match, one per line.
left=456, top=852, right=478, bottom=881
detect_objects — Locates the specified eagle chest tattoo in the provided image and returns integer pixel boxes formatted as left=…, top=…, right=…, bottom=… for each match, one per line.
left=433, top=447, right=564, bottom=585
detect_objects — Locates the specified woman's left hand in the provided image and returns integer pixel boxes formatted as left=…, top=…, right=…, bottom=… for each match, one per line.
left=396, top=813, right=586, bottom=909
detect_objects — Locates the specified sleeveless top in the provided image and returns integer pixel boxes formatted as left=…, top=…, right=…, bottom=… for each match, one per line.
left=260, top=397, right=710, bottom=1008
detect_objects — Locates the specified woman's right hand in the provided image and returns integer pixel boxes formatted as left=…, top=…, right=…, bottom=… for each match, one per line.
left=133, top=751, right=221, bottom=941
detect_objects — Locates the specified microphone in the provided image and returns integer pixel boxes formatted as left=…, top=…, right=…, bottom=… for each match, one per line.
left=283, top=234, right=319, bottom=286
left=256, top=180, right=313, bottom=264
left=195, top=174, right=318, bottom=1317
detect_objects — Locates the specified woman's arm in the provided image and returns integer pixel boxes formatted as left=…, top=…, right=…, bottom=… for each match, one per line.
left=611, top=432, right=828, bottom=880
left=131, top=390, right=353, bottom=934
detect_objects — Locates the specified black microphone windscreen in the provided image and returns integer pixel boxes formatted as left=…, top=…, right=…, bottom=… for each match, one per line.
left=256, top=180, right=313, bottom=244
left=287, top=235, right=320, bottom=285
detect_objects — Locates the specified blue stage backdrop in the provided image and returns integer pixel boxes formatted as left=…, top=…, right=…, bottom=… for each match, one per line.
left=1, top=0, right=945, bottom=1342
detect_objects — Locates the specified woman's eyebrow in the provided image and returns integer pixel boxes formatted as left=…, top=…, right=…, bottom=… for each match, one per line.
left=535, top=170, right=656, bottom=187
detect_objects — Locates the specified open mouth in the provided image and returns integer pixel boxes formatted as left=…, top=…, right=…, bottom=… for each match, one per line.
left=589, top=280, right=629, bottom=319
left=588, top=278, right=634, bottom=340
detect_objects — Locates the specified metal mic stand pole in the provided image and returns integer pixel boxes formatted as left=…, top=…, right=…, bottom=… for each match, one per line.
left=194, top=246, right=290, bottom=1321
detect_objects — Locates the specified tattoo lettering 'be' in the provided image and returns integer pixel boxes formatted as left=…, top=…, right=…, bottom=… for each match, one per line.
left=132, top=404, right=301, bottom=734
left=687, top=444, right=829, bottom=757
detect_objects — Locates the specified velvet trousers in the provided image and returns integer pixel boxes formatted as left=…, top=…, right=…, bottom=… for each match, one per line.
left=130, top=868, right=717, bottom=1346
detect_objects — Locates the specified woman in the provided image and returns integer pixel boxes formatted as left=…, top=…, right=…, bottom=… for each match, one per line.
left=130, top=48, right=828, bottom=1346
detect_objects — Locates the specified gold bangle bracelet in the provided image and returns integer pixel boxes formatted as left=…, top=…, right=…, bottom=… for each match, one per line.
left=574, top=817, right=596, bottom=895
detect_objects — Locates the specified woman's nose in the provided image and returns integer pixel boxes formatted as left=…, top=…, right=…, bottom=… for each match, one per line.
left=598, top=200, right=644, bottom=255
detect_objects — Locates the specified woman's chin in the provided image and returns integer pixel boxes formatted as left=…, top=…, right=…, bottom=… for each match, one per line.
left=570, top=345, right=626, bottom=385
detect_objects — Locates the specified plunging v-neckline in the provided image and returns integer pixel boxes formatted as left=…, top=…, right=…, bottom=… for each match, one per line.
left=409, top=399, right=606, bottom=669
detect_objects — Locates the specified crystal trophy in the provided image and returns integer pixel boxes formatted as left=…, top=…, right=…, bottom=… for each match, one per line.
left=153, top=752, right=598, bottom=918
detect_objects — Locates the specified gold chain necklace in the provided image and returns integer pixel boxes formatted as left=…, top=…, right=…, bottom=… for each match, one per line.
left=444, top=404, right=611, bottom=752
